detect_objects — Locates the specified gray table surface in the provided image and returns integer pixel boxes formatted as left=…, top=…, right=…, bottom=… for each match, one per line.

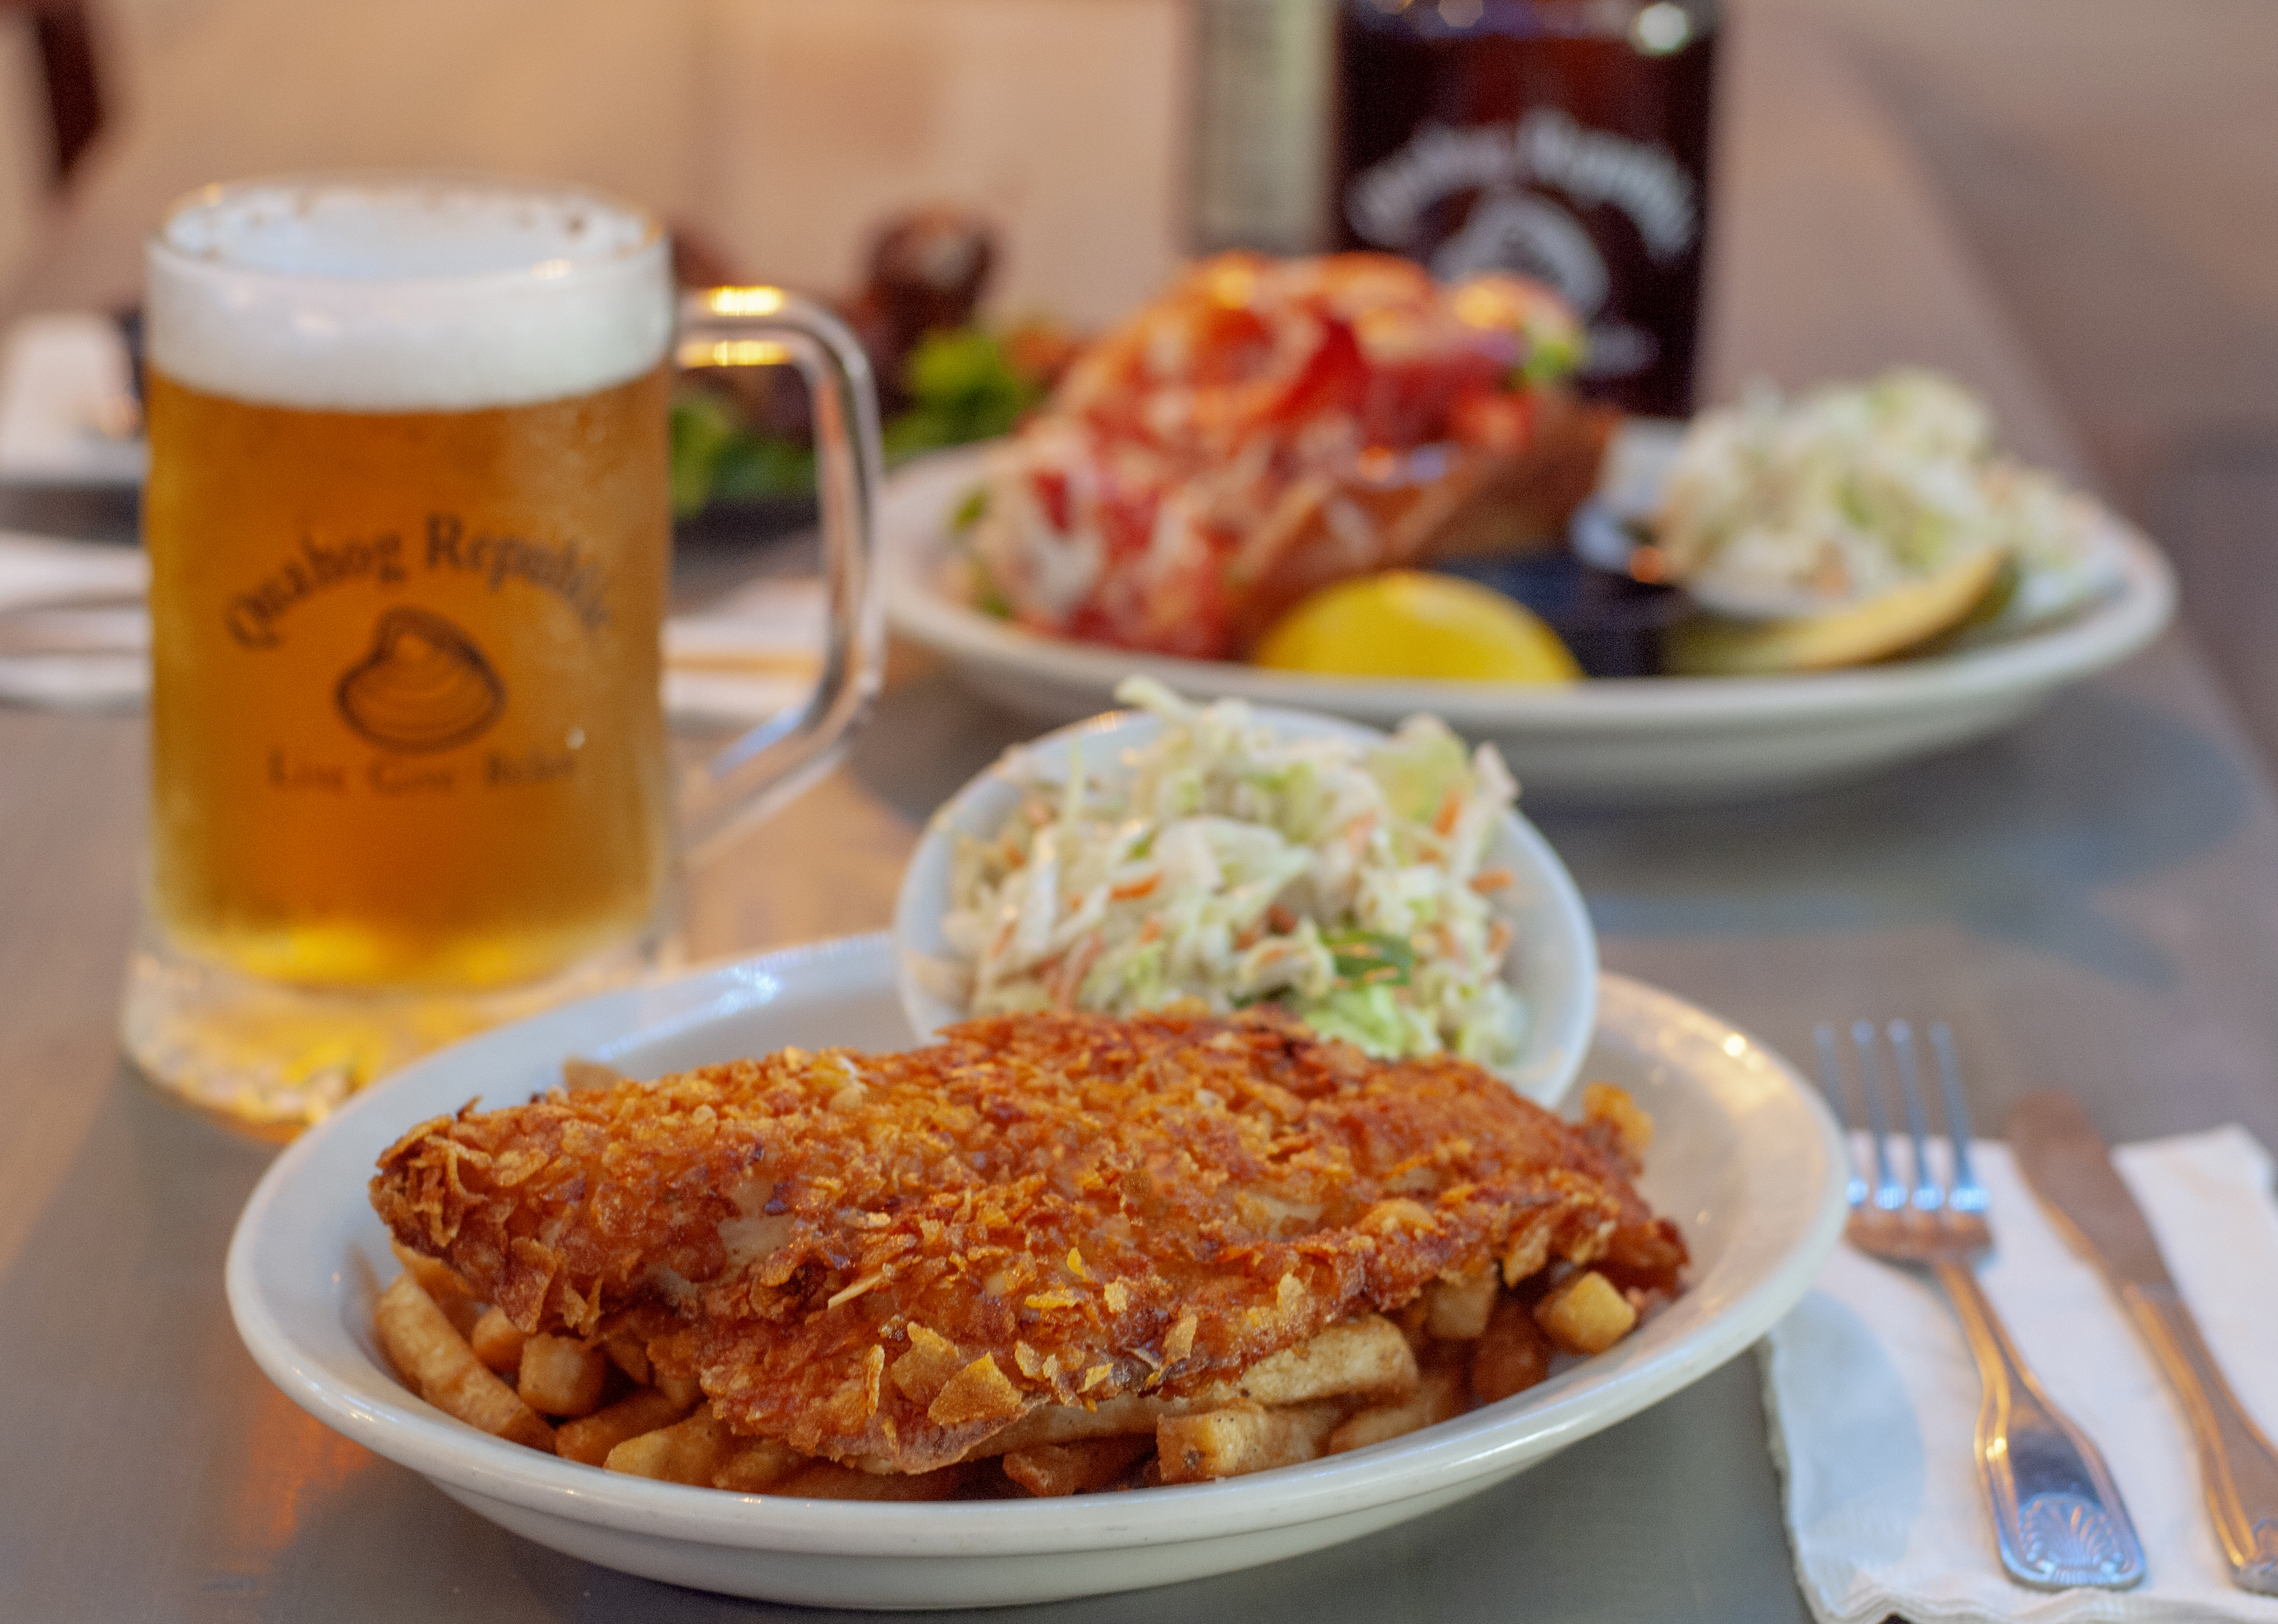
left=4, top=6, right=2276, bottom=1621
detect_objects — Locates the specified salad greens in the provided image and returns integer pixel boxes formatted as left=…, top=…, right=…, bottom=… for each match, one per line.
left=670, top=324, right=1047, bottom=517
left=938, top=678, right=1531, bottom=1071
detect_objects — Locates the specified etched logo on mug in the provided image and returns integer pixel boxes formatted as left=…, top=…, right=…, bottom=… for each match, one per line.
left=335, top=606, right=506, bottom=753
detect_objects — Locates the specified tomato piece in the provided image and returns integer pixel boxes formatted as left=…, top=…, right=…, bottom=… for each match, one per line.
left=1030, top=468, right=1073, bottom=533
left=1096, top=486, right=1159, bottom=562
left=1267, top=317, right=1368, bottom=428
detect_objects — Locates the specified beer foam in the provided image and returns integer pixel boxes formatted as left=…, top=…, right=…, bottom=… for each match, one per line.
left=147, top=179, right=673, bottom=411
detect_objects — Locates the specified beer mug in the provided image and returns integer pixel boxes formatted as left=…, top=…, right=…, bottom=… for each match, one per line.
left=121, top=176, right=884, bottom=1133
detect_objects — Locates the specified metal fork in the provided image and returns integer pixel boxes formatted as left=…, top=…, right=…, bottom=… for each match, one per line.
left=1816, top=1019, right=2146, bottom=1591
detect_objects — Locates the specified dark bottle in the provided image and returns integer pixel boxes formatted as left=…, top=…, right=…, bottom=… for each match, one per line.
left=1335, top=0, right=1718, bottom=417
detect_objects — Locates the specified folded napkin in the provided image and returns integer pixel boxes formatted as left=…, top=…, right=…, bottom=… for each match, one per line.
left=0, top=529, right=149, bottom=709
left=0, top=532, right=821, bottom=725
left=1764, top=1127, right=2278, bottom=1623
left=663, top=574, right=824, bottom=728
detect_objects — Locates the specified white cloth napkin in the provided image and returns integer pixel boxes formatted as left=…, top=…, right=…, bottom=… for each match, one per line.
left=0, top=534, right=821, bottom=725
left=0, top=529, right=149, bottom=709
left=1763, top=1126, right=2278, bottom=1623
left=663, top=574, right=825, bottom=728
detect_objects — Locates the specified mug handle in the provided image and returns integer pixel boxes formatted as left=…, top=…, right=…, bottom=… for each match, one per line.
left=673, top=287, right=886, bottom=864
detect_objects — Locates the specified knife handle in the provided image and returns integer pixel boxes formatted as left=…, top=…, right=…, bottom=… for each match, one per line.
left=1931, top=1257, right=2146, bottom=1591
left=2122, top=1283, right=2278, bottom=1595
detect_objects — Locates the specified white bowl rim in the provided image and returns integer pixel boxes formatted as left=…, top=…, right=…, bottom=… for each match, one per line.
left=887, top=699, right=1599, bottom=1111
left=879, top=444, right=2175, bottom=732
left=225, top=942, right=1847, bottom=1563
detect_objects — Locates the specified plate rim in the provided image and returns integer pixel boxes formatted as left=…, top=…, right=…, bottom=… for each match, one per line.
left=225, top=936, right=1846, bottom=1562
left=879, top=442, right=2176, bottom=732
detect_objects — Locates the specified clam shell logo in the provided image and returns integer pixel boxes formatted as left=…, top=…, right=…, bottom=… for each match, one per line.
left=335, top=606, right=506, bottom=753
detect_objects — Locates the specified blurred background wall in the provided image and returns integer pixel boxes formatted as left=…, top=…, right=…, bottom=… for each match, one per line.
left=0, top=0, right=1184, bottom=324
left=696, top=0, right=1184, bottom=327
left=0, top=12, right=56, bottom=293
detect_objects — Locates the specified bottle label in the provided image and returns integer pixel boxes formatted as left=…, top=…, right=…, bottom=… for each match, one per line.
left=1345, top=107, right=1698, bottom=379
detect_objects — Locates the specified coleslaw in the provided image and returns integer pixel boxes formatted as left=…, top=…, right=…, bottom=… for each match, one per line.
left=1655, top=368, right=2111, bottom=626
left=938, top=679, right=1529, bottom=1067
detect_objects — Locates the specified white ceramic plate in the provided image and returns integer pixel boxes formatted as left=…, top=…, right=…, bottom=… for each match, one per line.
left=227, top=934, right=1845, bottom=1610
left=882, top=440, right=2176, bottom=804
left=891, top=703, right=1599, bottom=1110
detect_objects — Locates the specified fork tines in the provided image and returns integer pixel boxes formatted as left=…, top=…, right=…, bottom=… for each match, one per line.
left=1814, top=1019, right=1988, bottom=1222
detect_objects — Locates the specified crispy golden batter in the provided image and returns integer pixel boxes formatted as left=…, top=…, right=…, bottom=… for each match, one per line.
left=372, top=1009, right=1682, bottom=1471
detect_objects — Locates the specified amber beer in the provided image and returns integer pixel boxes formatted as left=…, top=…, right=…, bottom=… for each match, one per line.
left=144, top=365, right=673, bottom=989
left=131, top=177, right=683, bottom=1125
left=132, top=178, right=884, bottom=1127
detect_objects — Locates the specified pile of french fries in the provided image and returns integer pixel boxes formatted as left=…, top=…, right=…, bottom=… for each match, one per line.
left=374, top=1233, right=1650, bottom=1498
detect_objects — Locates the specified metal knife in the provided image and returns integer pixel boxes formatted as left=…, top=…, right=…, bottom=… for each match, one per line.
left=2010, top=1090, right=2278, bottom=1595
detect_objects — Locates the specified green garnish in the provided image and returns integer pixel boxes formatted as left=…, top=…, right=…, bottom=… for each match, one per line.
left=1322, top=928, right=1417, bottom=988
left=882, top=327, right=1043, bottom=460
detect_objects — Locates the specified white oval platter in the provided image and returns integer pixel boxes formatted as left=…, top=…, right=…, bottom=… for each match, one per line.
left=882, top=444, right=2175, bottom=805
left=227, top=934, right=1845, bottom=1610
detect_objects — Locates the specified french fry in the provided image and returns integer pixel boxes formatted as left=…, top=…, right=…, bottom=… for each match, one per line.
left=518, top=1333, right=609, bottom=1418
left=1001, top=1434, right=1156, bottom=1498
left=1534, top=1270, right=1637, bottom=1356
left=712, top=1435, right=808, bottom=1494
left=555, top=1388, right=695, bottom=1467
left=1157, top=1400, right=1347, bottom=1484
left=1422, top=1265, right=1498, bottom=1339
left=1472, top=1293, right=1553, bottom=1402
left=434, top=1291, right=485, bottom=1341
left=974, top=1314, right=1415, bottom=1458
left=1581, top=1081, right=1653, bottom=1159
left=468, top=1306, right=527, bottom=1373
left=775, top=1461, right=971, bottom=1501
left=1209, top=1314, right=1417, bottom=1406
left=389, top=1242, right=484, bottom=1336
left=389, top=1240, right=472, bottom=1305
left=980, top=1393, right=1181, bottom=1455
left=1501, top=1221, right=1553, bottom=1288
left=605, top=1403, right=732, bottom=1484
left=603, top=1335, right=651, bottom=1386
left=374, top=1273, right=555, bottom=1452
left=381, top=1199, right=1657, bottom=1495
left=1326, top=1365, right=1468, bottom=1455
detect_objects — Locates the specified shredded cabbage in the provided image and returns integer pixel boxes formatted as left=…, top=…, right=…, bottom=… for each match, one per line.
left=1655, top=368, right=2112, bottom=625
left=939, top=679, right=1529, bottom=1068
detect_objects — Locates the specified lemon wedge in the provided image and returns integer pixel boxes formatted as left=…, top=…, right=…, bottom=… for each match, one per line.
left=1253, top=571, right=1582, bottom=683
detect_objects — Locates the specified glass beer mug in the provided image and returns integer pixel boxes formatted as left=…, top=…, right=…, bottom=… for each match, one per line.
left=121, top=176, right=882, bottom=1133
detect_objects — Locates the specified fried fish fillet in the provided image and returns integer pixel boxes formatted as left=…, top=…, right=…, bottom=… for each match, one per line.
left=371, top=1009, right=1683, bottom=1473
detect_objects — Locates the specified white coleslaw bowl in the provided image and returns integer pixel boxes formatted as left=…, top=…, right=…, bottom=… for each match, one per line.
left=891, top=702, right=1598, bottom=1110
